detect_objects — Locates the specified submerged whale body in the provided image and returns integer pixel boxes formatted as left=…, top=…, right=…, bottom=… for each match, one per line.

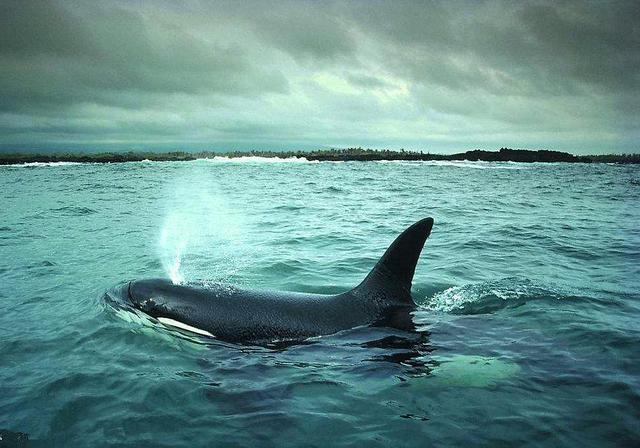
left=108, top=218, right=434, bottom=344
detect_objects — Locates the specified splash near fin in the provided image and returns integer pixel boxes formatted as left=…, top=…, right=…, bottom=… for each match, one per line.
left=354, top=218, right=433, bottom=304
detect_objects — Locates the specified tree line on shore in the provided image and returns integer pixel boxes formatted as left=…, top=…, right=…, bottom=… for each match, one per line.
left=1, top=147, right=638, bottom=164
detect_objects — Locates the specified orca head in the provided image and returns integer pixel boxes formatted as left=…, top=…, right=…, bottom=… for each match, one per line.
left=126, top=278, right=178, bottom=315
left=126, top=278, right=217, bottom=337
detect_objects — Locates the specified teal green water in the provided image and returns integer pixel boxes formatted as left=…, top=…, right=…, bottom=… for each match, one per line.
left=1, top=159, right=639, bottom=447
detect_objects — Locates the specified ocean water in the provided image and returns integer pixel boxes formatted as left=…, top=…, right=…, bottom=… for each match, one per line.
left=1, top=158, right=639, bottom=447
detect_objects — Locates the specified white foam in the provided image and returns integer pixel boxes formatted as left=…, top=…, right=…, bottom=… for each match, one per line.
left=375, top=160, right=422, bottom=165
left=371, top=159, right=530, bottom=169
left=420, top=160, right=529, bottom=170
left=10, top=161, right=83, bottom=167
left=157, top=317, right=214, bottom=337
left=196, top=156, right=317, bottom=164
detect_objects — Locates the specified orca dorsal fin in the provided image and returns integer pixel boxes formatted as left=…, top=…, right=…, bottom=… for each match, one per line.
left=353, top=218, right=433, bottom=305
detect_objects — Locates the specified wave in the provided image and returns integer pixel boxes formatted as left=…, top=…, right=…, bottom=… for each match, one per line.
left=195, top=156, right=318, bottom=164
left=1, top=158, right=549, bottom=168
left=8, top=161, right=83, bottom=167
left=375, top=160, right=422, bottom=165
left=423, top=277, right=565, bottom=314
left=421, top=160, right=530, bottom=170
left=51, top=205, right=98, bottom=216
left=373, top=160, right=531, bottom=169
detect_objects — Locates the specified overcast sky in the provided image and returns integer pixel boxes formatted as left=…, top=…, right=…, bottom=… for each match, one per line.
left=1, top=0, right=638, bottom=154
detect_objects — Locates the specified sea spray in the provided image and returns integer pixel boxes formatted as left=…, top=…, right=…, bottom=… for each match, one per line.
left=158, top=175, right=251, bottom=285
left=159, top=216, right=187, bottom=284
left=423, top=277, right=565, bottom=314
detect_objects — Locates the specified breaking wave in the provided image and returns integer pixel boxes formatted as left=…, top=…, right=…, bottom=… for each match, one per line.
left=373, top=160, right=531, bottom=169
left=196, top=156, right=318, bottom=164
left=8, top=161, right=83, bottom=167
left=424, top=277, right=566, bottom=314
left=420, top=160, right=531, bottom=170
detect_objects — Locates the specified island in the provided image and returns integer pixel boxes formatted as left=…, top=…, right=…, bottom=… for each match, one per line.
left=0, top=147, right=638, bottom=165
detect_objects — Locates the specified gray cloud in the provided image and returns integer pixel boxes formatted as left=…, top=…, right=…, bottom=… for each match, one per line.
left=0, top=0, right=289, bottom=112
left=0, top=0, right=637, bottom=154
left=246, top=2, right=357, bottom=63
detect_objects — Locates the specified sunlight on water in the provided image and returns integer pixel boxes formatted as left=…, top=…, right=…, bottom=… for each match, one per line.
left=428, top=355, right=520, bottom=387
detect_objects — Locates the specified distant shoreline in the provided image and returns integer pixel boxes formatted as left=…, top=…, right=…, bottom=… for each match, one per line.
left=1, top=147, right=638, bottom=165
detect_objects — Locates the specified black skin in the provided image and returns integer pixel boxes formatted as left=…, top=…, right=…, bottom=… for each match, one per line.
left=108, top=218, right=434, bottom=344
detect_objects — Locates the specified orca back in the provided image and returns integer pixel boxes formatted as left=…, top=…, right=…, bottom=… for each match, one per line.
left=351, top=217, right=433, bottom=306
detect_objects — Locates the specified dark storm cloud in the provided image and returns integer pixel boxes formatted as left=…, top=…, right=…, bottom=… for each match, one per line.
left=0, top=0, right=637, bottom=153
left=350, top=0, right=639, bottom=95
left=0, top=0, right=288, bottom=112
left=246, top=2, right=357, bottom=63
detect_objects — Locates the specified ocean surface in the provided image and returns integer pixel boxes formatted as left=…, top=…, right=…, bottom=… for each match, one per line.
left=1, top=158, right=639, bottom=447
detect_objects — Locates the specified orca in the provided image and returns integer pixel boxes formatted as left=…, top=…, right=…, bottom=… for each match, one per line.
left=107, top=217, right=433, bottom=344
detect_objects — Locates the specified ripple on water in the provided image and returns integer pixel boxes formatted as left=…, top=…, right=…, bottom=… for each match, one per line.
left=0, top=161, right=639, bottom=447
left=50, top=206, right=98, bottom=216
